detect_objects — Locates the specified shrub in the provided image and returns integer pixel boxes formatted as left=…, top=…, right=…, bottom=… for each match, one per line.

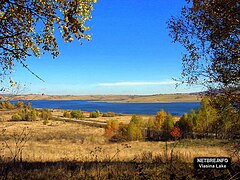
left=102, top=112, right=116, bottom=117
left=15, top=101, right=24, bottom=109
left=11, top=114, right=22, bottom=121
left=16, top=108, right=38, bottom=121
left=43, top=119, right=49, bottom=125
left=63, top=110, right=71, bottom=118
left=40, top=110, right=52, bottom=120
left=70, top=110, right=84, bottom=119
left=89, top=110, right=100, bottom=118
left=5, top=101, right=14, bottom=109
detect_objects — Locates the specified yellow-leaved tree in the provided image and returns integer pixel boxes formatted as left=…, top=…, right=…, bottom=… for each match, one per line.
left=0, top=0, right=96, bottom=82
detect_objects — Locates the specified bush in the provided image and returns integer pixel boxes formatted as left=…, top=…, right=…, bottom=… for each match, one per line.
left=5, top=101, right=15, bottom=109
left=89, top=110, right=100, bottom=118
left=15, top=101, right=24, bottom=109
left=70, top=110, right=84, bottom=119
left=102, top=112, right=116, bottom=117
left=63, top=110, right=71, bottom=118
left=11, top=114, right=22, bottom=121
left=40, top=110, right=52, bottom=120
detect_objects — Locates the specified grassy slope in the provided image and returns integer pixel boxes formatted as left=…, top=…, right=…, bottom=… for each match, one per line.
left=10, top=93, right=200, bottom=102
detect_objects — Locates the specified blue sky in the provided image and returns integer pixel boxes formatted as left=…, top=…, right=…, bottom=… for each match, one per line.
left=12, top=0, right=203, bottom=95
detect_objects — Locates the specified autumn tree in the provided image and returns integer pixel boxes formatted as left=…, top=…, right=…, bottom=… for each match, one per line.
left=194, top=97, right=217, bottom=135
left=0, top=0, right=96, bottom=81
left=170, top=126, right=181, bottom=140
left=168, top=0, right=240, bottom=108
left=127, top=115, right=143, bottom=141
left=155, top=109, right=167, bottom=129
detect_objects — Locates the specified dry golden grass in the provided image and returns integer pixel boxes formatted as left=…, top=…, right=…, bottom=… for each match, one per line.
left=12, top=93, right=200, bottom=102
left=0, top=119, right=231, bottom=163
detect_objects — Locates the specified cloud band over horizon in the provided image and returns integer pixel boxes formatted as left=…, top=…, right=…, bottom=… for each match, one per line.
left=97, top=81, right=176, bottom=87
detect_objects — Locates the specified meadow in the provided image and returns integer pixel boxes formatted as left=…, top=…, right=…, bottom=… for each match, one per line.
left=0, top=108, right=239, bottom=179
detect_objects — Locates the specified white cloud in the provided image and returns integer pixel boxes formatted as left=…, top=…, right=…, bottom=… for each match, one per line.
left=97, top=81, right=176, bottom=87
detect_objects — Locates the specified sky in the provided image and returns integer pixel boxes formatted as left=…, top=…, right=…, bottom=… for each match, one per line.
left=12, top=0, right=204, bottom=95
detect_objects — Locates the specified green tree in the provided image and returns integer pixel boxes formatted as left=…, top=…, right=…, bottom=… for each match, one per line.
left=161, top=113, right=174, bottom=139
left=145, top=117, right=154, bottom=128
left=0, top=0, right=96, bottom=81
left=168, top=0, right=239, bottom=108
left=175, top=113, right=193, bottom=138
left=194, top=97, right=217, bottom=135
left=188, top=109, right=197, bottom=126
left=130, top=115, right=143, bottom=127
left=127, top=122, right=143, bottom=141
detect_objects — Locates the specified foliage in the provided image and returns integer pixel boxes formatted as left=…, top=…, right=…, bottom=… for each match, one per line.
left=130, top=115, right=143, bottom=127
left=161, top=113, right=174, bottom=140
left=168, top=0, right=240, bottom=108
left=194, top=97, right=217, bottom=134
left=155, top=109, right=167, bottom=129
left=89, top=110, right=100, bottom=118
left=0, top=0, right=96, bottom=81
left=170, top=127, right=181, bottom=140
left=106, top=119, right=119, bottom=131
left=39, top=109, right=52, bottom=120
left=5, top=101, right=14, bottom=109
left=15, top=101, right=24, bottom=109
left=63, top=110, right=71, bottom=118
left=104, top=120, right=120, bottom=139
left=145, top=117, right=154, bottom=128
left=102, top=112, right=116, bottom=117
left=0, top=101, right=6, bottom=109
left=175, top=113, right=193, bottom=138
left=17, top=107, right=38, bottom=121
left=70, top=110, right=84, bottom=119
left=11, top=113, right=22, bottom=121
left=127, top=122, right=143, bottom=141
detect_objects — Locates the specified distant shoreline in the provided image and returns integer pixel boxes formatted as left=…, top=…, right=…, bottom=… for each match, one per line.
left=2, top=93, right=201, bottom=103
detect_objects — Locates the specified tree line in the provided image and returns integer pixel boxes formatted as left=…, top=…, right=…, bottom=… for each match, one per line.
left=104, top=96, right=239, bottom=142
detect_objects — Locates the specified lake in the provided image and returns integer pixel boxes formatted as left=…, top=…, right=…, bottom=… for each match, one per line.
left=13, top=100, right=201, bottom=116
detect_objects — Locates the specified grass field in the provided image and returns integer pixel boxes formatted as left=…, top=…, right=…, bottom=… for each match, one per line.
left=0, top=115, right=232, bottom=163
left=0, top=109, right=239, bottom=179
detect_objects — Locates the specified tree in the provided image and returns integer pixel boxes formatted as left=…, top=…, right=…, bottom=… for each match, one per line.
left=170, top=126, right=181, bottom=140
left=161, top=113, right=174, bottom=140
left=130, top=115, right=143, bottom=127
left=155, top=109, right=167, bottom=129
left=194, top=97, right=217, bottom=135
left=168, top=0, right=240, bottom=108
left=0, top=0, right=96, bottom=81
left=127, top=122, right=143, bottom=141
left=175, top=113, right=193, bottom=138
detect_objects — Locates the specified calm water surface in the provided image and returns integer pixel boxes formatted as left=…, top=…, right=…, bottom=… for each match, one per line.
left=13, top=100, right=200, bottom=116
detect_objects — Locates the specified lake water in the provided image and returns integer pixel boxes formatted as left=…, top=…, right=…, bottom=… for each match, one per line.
left=13, top=100, right=200, bottom=116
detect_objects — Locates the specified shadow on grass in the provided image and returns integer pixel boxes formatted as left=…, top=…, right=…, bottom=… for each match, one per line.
left=0, top=160, right=239, bottom=180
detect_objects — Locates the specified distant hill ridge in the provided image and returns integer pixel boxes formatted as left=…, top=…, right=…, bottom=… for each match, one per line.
left=1, top=93, right=201, bottom=103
